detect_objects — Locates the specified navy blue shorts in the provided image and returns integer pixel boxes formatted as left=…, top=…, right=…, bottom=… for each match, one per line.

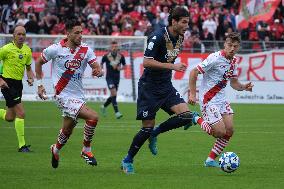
left=106, top=78, right=119, bottom=90
left=136, top=81, right=185, bottom=120
left=1, top=77, right=23, bottom=108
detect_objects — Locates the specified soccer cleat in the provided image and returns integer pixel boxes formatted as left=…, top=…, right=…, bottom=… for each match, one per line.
left=18, top=144, right=32, bottom=152
left=148, top=135, right=158, bottom=155
left=115, top=112, right=123, bottom=119
left=184, top=111, right=200, bottom=130
left=81, top=151, right=97, bottom=166
left=50, top=144, right=59, bottom=168
left=204, top=160, right=220, bottom=167
left=121, top=160, right=134, bottom=174
left=100, top=105, right=107, bottom=117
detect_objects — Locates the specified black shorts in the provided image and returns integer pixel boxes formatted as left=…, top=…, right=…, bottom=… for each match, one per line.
left=106, top=78, right=119, bottom=90
left=136, top=81, right=185, bottom=120
left=1, top=77, right=23, bottom=108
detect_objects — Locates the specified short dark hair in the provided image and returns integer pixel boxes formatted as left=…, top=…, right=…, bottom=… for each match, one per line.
left=111, top=41, right=118, bottom=45
left=225, top=32, right=241, bottom=43
left=168, top=6, right=189, bottom=26
left=65, top=18, right=81, bottom=31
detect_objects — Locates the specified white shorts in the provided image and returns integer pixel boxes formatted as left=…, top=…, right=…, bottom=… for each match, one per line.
left=200, top=101, right=234, bottom=126
left=54, top=95, right=85, bottom=120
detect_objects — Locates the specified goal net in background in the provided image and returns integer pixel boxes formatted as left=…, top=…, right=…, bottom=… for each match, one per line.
left=0, top=34, right=147, bottom=102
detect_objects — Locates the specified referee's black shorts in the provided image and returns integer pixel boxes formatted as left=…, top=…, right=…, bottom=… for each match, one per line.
left=1, top=77, right=23, bottom=108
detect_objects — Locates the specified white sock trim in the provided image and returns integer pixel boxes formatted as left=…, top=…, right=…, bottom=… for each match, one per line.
left=206, top=157, right=215, bottom=162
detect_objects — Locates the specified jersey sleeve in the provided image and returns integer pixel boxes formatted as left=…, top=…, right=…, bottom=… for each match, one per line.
left=25, top=48, right=32, bottom=66
left=41, top=44, right=58, bottom=63
left=0, top=46, right=6, bottom=61
left=196, top=53, right=217, bottom=74
left=144, top=33, right=163, bottom=59
left=86, top=47, right=97, bottom=66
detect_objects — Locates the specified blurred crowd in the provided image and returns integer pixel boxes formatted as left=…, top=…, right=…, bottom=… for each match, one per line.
left=1, top=0, right=284, bottom=52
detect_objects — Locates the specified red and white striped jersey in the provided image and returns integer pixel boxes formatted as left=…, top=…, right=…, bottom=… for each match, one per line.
left=196, top=50, right=238, bottom=104
left=41, top=39, right=97, bottom=99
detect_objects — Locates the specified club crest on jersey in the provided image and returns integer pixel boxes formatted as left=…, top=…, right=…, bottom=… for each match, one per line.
left=65, top=59, right=81, bottom=70
left=19, top=54, right=23, bottom=59
left=143, top=111, right=148, bottom=117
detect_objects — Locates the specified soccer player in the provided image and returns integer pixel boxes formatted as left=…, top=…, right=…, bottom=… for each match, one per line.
left=35, top=19, right=103, bottom=169
left=121, top=7, right=197, bottom=174
left=100, top=41, right=126, bottom=119
left=0, top=25, right=34, bottom=152
left=188, top=32, right=254, bottom=167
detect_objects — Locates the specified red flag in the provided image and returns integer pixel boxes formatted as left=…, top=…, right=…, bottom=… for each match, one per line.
left=237, top=0, right=281, bottom=29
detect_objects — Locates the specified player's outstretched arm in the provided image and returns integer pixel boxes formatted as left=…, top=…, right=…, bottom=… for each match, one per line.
left=0, top=77, right=8, bottom=89
left=35, top=56, right=47, bottom=100
left=0, top=63, right=8, bottom=89
left=230, top=78, right=254, bottom=92
left=26, top=65, right=34, bottom=86
left=143, top=58, right=186, bottom=71
left=188, top=68, right=200, bottom=105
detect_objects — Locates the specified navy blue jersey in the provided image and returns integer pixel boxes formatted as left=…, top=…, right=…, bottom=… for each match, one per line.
left=101, top=52, right=126, bottom=79
left=141, top=27, right=184, bottom=84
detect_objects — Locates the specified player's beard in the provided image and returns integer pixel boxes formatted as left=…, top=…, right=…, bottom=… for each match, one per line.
left=74, top=38, right=82, bottom=46
left=178, top=26, right=187, bottom=36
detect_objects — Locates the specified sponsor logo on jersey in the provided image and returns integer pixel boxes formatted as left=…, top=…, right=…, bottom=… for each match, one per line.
left=64, top=59, right=81, bottom=70
left=166, top=49, right=180, bottom=60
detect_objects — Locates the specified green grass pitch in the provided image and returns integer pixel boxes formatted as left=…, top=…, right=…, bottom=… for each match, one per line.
left=0, top=101, right=284, bottom=189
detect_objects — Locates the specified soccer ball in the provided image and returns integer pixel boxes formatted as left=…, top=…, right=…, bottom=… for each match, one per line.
left=219, top=152, right=240, bottom=173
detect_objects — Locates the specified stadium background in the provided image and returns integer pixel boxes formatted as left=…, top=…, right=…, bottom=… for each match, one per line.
left=1, top=0, right=284, bottom=103
left=0, top=1, right=284, bottom=189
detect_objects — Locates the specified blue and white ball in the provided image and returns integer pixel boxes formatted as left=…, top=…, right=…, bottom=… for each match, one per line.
left=219, top=152, right=240, bottom=173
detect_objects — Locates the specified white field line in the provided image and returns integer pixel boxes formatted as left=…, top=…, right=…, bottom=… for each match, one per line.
left=1, top=125, right=283, bottom=134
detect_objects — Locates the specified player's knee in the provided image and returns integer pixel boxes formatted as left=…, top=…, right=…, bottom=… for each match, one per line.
left=226, top=128, right=234, bottom=137
left=4, top=112, right=16, bottom=122
left=17, top=112, right=25, bottom=119
left=212, top=128, right=227, bottom=138
left=142, top=120, right=155, bottom=128
left=5, top=117, right=15, bottom=122
left=87, top=111, right=99, bottom=121
left=86, top=119, right=98, bottom=127
left=86, top=113, right=99, bottom=125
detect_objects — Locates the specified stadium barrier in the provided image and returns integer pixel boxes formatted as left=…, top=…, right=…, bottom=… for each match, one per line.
left=0, top=34, right=284, bottom=104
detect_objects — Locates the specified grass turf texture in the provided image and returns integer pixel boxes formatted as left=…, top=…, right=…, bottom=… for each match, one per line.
left=0, top=101, right=283, bottom=189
